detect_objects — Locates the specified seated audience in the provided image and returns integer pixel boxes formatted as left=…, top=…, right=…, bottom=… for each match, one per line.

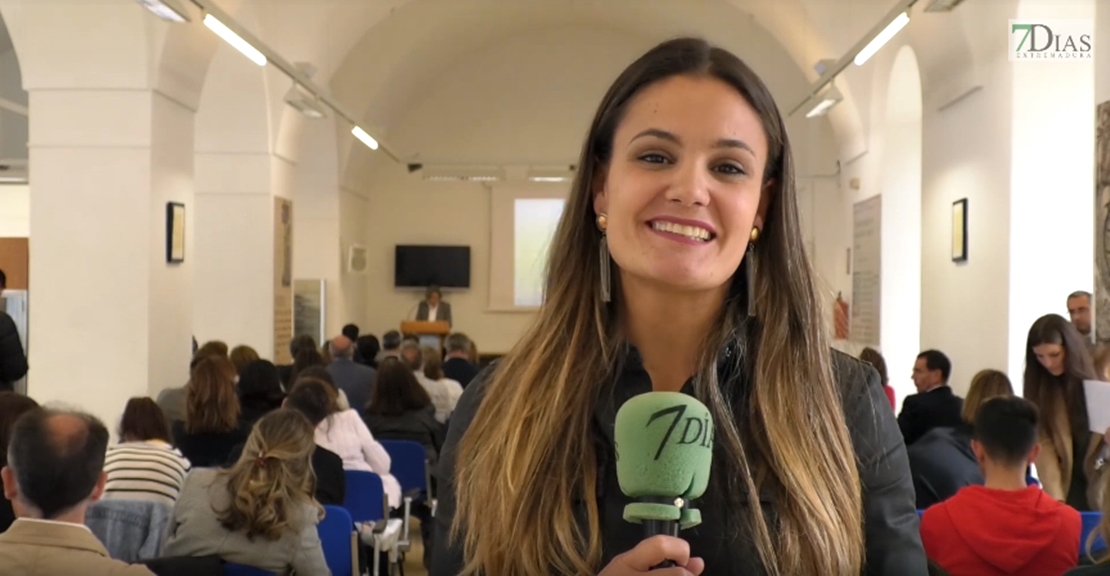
left=859, top=347, right=895, bottom=410
left=0, top=408, right=154, bottom=575
left=312, top=376, right=401, bottom=509
left=0, top=392, right=37, bottom=532
left=364, top=357, right=446, bottom=466
left=0, top=270, right=27, bottom=393
left=163, top=409, right=328, bottom=575
left=171, top=355, right=249, bottom=468
left=908, top=369, right=1013, bottom=509
left=421, top=346, right=463, bottom=422
left=227, top=379, right=345, bottom=506
left=921, top=397, right=1080, bottom=576
left=356, top=334, right=380, bottom=369
left=157, top=340, right=227, bottom=425
left=342, top=323, right=359, bottom=342
left=899, top=349, right=963, bottom=445
left=400, top=341, right=449, bottom=423
left=228, top=345, right=260, bottom=374
left=327, top=335, right=376, bottom=416
left=277, top=335, right=317, bottom=389
left=103, top=397, right=191, bottom=507
left=442, top=333, right=480, bottom=389
left=296, top=365, right=350, bottom=411
left=378, top=330, right=402, bottom=362
left=288, top=347, right=327, bottom=388
left=237, top=360, right=284, bottom=428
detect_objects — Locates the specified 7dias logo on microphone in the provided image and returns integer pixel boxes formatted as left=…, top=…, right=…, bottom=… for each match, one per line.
left=1009, top=20, right=1093, bottom=61
left=645, top=404, right=714, bottom=460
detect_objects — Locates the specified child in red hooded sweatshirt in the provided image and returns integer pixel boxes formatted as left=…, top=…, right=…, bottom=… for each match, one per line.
left=921, top=396, right=1080, bottom=576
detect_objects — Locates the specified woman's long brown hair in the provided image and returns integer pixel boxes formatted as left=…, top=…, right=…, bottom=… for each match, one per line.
left=185, top=355, right=240, bottom=434
left=1024, top=313, right=1095, bottom=455
left=451, top=38, right=863, bottom=576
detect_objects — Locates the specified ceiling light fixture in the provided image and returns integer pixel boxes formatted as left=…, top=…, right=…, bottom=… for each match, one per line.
left=135, top=0, right=190, bottom=22
left=351, top=127, right=379, bottom=150
left=185, top=0, right=397, bottom=161
left=789, top=0, right=919, bottom=117
left=203, top=14, right=266, bottom=66
left=854, top=12, right=911, bottom=66
left=924, top=0, right=967, bottom=12
left=805, top=87, right=843, bottom=118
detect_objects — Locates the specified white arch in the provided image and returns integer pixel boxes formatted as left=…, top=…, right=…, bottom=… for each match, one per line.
left=881, top=45, right=923, bottom=405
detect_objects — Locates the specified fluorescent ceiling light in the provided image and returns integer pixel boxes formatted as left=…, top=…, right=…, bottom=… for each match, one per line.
left=529, top=176, right=569, bottom=182
left=0, top=176, right=27, bottom=184
left=854, top=12, right=910, bottom=66
left=203, top=14, right=266, bottom=66
left=805, top=88, right=843, bottom=118
left=135, top=0, right=190, bottom=22
left=351, top=126, right=379, bottom=150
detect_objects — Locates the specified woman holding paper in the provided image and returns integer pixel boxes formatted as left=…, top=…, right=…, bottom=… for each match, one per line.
left=1025, top=313, right=1108, bottom=511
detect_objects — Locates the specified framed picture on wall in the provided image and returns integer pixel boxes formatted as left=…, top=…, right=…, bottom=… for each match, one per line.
left=166, top=202, right=185, bottom=264
left=952, top=198, right=968, bottom=262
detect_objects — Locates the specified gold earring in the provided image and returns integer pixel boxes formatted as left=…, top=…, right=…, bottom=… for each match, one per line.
left=597, top=214, right=608, bottom=232
left=750, top=226, right=760, bottom=242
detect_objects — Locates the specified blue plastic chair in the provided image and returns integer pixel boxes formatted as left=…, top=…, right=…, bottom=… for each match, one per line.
left=381, top=439, right=430, bottom=551
left=344, top=470, right=388, bottom=523
left=222, top=564, right=276, bottom=576
left=1081, top=511, right=1106, bottom=557
left=343, top=471, right=401, bottom=576
left=319, top=505, right=358, bottom=576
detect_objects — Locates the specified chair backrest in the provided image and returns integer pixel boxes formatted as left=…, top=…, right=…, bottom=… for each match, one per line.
left=380, top=439, right=428, bottom=494
left=343, top=470, right=387, bottom=523
left=222, top=563, right=277, bottom=576
left=1081, top=511, right=1106, bottom=556
left=319, top=505, right=356, bottom=576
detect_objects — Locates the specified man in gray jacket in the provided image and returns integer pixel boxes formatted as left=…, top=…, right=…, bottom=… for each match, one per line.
left=327, top=336, right=376, bottom=414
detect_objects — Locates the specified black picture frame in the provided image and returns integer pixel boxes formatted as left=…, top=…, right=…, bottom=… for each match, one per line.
left=952, top=198, right=968, bottom=262
left=166, top=202, right=185, bottom=264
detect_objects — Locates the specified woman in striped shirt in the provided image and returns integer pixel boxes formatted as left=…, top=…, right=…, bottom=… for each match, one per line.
left=104, top=397, right=192, bottom=507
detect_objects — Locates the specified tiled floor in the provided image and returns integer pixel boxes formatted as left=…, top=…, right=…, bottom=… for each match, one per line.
left=400, top=520, right=428, bottom=576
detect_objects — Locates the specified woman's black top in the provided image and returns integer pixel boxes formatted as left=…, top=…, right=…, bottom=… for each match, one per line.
left=430, top=346, right=928, bottom=575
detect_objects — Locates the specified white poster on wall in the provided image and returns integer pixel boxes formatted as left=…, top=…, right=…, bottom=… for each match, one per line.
left=851, top=196, right=882, bottom=347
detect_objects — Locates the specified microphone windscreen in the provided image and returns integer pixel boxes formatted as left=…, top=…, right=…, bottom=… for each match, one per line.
left=614, top=392, right=714, bottom=503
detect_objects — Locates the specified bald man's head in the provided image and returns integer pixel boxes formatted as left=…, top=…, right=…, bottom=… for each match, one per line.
left=3, top=409, right=108, bottom=519
left=329, top=335, right=355, bottom=360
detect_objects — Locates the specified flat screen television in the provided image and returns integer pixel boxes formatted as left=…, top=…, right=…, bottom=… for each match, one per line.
left=394, top=245, right=471, bottom=289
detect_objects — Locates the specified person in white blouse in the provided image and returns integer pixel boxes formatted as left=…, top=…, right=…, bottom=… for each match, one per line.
left=420, top=346, right=464, bottom=423
left=307, top=378, right=401, bottom=509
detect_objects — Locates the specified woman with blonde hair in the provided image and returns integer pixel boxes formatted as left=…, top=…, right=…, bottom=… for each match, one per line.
left=431, top=38, right=925, bottom=576
left=163, top=409, right=328, bottom=574
left=171, top=355, right=248, bottom=468
left=1024, top=313, right=1107, bottom=511
left=906, top=369, right=1014, bottom=509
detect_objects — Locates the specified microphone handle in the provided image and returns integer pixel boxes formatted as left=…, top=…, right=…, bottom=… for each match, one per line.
left=643, top=520, right=680, bottom=569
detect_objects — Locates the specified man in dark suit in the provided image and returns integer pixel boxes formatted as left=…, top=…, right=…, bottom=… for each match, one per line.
left=898, top=349, right=963, bottom=446
left=414, top=285, right=452, bottom=327
left=442, top=333, right=480, bottom=389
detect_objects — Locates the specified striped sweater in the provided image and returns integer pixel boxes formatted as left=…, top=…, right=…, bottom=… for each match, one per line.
left=103, top=440, right=192, bottom=507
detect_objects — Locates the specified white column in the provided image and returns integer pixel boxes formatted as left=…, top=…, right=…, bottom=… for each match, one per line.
left=27, top=88, right=194, bottom=425
left=1009, top=0, right=1095, bottom=385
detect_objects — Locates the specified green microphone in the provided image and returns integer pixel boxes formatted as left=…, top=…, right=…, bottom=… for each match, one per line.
left=614, top=392, right=714, bottom=567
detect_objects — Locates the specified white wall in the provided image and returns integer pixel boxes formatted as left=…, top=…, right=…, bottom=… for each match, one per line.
left=0, top=183, right=27, bottom=236
left=1008, top=0, right=1095, bottom=387
left=879, top=46, right=922, bottom=404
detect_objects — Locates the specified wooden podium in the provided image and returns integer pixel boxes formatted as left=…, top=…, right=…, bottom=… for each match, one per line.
left=400, top=320, right=451, bottom=349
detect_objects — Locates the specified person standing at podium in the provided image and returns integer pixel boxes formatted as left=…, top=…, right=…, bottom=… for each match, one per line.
left=410, top=285, right=452, bottom=328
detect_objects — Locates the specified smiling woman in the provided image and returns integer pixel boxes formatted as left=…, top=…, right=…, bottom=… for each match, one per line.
left=432, top=37, right=927, bottom=576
